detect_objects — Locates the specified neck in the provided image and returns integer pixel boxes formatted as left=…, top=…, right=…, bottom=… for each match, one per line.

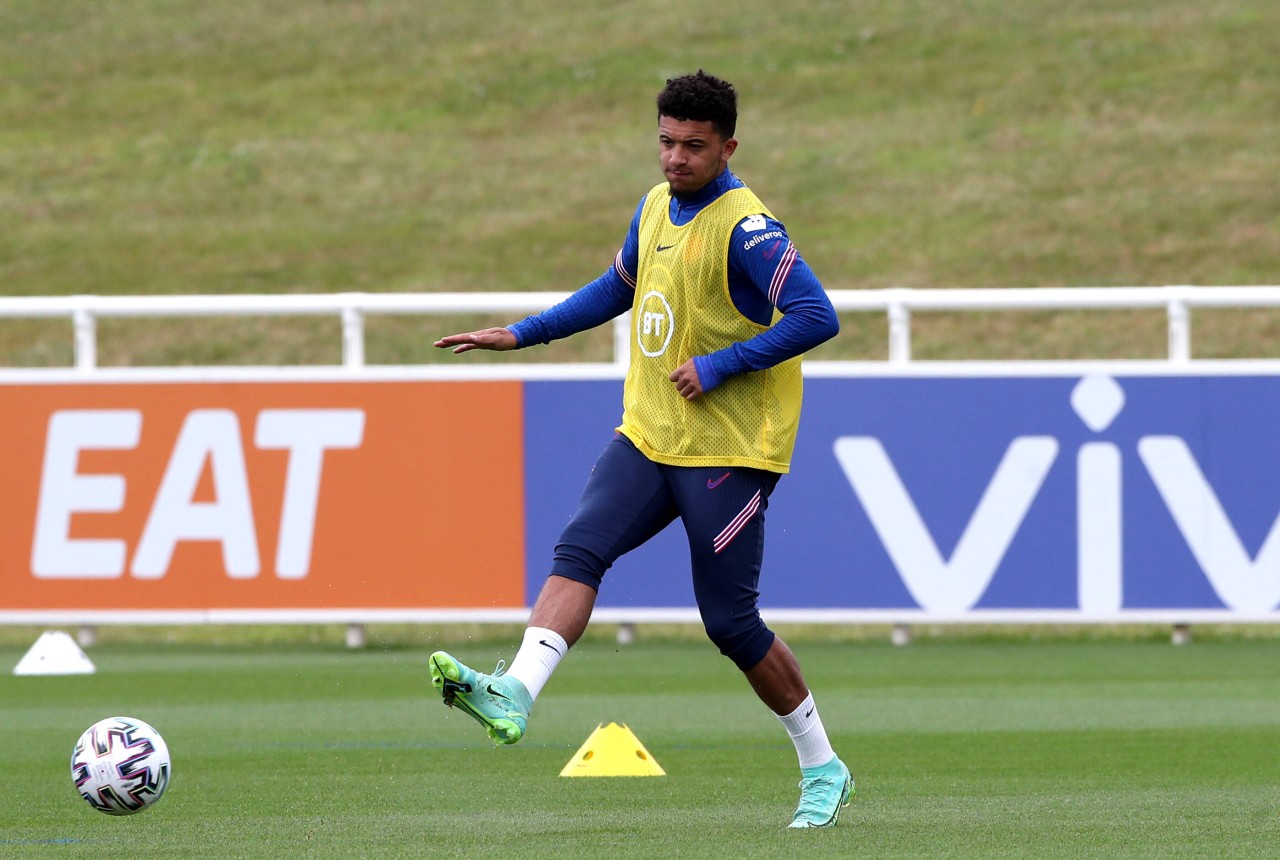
left=672, top=168, right=729, bottom=202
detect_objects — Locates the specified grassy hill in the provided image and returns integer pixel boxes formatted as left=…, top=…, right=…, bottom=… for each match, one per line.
left=2, top=0, right=1278, bottom=365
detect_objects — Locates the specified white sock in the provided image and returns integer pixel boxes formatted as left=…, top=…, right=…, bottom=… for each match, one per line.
left=778, top=692, right=837, bottom=769
left=505, top=627, right=568, bottom=702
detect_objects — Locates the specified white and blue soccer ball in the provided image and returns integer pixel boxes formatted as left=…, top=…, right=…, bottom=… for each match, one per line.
left=71, top=716, right=171, bottom=815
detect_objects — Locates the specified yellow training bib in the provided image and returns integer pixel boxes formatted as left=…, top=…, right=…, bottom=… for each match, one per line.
left=617, top=182, right=803, bottom=473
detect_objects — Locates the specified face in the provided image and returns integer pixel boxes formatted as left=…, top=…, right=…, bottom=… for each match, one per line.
left=658, top=115, right=737, bottom=195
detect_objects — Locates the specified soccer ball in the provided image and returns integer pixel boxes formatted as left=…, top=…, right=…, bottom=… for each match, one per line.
left=70, top=716, right=171, bottom=815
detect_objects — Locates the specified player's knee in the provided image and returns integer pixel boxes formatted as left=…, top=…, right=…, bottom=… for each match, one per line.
left=702, top=613, right=774, bottom=672
left=550, top=544, right=606, bottom=591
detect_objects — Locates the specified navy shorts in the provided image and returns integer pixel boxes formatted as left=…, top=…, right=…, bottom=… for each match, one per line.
left=550, top=434, right=781, bottom=671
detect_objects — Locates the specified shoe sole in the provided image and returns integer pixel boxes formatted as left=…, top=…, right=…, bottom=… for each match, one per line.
left=428, top=652, right=523, bottom=745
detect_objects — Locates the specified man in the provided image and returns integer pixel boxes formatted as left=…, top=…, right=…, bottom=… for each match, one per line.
left=430, top=71, right=851, bottom=829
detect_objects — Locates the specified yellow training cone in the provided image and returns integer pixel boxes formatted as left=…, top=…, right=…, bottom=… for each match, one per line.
left=559, top=722, right=666, bottom=777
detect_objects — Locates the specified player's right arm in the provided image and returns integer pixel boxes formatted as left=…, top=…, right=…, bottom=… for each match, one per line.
left=435, top=200, right=643, bottom=353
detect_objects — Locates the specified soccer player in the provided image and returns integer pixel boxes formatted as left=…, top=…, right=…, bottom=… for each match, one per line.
left=430, top=71, right=852, bottom=828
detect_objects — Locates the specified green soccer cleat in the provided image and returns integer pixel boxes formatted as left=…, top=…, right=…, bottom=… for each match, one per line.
left=428, top=651, right=532, bottom=746
left=788, top=756, right=854, bottom=829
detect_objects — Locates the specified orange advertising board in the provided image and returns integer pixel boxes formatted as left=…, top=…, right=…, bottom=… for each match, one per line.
left=0, top=381, right=525, bottom=611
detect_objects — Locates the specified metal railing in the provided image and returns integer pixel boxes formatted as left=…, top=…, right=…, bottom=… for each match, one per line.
left=1, top=286, right=1279, bottom=370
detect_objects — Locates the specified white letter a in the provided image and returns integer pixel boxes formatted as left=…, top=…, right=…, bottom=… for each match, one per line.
left=132, top=410, right=260, bottom=579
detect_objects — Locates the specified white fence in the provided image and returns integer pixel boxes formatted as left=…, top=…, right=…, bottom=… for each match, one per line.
left=2, top=285, right=1280, bottom=371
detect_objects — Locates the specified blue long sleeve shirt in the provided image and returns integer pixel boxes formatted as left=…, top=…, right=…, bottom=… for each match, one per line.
left=509, top=169, right=839, bottom=392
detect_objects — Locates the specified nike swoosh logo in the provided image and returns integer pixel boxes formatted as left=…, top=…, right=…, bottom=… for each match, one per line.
left=804, top=707, right=814, bottom=719
left=656, top=243, right=676, bottom=252
left=538, top=639, right=563, bottom=656
left=706, top=472, right=730, bottom=489
left=486, top=684, right=516, bottom=703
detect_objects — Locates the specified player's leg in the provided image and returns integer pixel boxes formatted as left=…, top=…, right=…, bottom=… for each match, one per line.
left=430, top=435, right=676, bottom=745
left=504, top=435, right=677, bottom=697
left=749, top=638, right=854, bottom=828
left=671, top=465, right=853, bottom=827
left=493, top=576, right=591, bottom=712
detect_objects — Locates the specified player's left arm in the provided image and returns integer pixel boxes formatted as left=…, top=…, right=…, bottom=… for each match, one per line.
left=683, top=216, right=839, bottom=396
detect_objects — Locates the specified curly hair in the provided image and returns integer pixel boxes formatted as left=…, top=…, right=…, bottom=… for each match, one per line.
left=656, top=70, right=737, bottom=140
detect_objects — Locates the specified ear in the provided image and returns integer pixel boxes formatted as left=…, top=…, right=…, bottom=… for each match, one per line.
left=722, top=137, right=738, bottom=162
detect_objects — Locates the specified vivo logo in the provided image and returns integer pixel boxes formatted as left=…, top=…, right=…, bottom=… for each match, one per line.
left=833, top=375, right=1280, bottom=614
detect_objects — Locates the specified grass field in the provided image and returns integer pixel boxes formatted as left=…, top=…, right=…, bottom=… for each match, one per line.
left=2, top=633, right=1277, bottom=857
left=3, top=0, right=1280, bottom=365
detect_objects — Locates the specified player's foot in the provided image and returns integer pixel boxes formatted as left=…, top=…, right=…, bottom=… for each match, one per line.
left=428, top=651, right=531, bottom=745
left=787, top=756, right=854, bottom=828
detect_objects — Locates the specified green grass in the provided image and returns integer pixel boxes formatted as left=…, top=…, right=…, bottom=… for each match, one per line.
left=3, top=0, right=1280, bottom=365
left=1, top=635, right=1277, bottom=857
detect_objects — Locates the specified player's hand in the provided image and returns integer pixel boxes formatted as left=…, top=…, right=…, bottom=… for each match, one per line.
left=434, top=327, right=517, bottom=354
left=669, top=359, right=704, bottom=401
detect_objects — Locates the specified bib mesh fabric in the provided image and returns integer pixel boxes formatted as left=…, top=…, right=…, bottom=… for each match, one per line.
left=617, top=183, right=802, bottom=473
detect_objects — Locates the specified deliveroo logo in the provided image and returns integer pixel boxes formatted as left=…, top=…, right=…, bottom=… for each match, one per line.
left=833, top=375, right=1280, bottom=614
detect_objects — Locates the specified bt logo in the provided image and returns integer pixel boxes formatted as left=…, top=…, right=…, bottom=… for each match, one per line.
left=833, top=375, right=1280, bottom=614
left=637, top=291, right=674, bottom=358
